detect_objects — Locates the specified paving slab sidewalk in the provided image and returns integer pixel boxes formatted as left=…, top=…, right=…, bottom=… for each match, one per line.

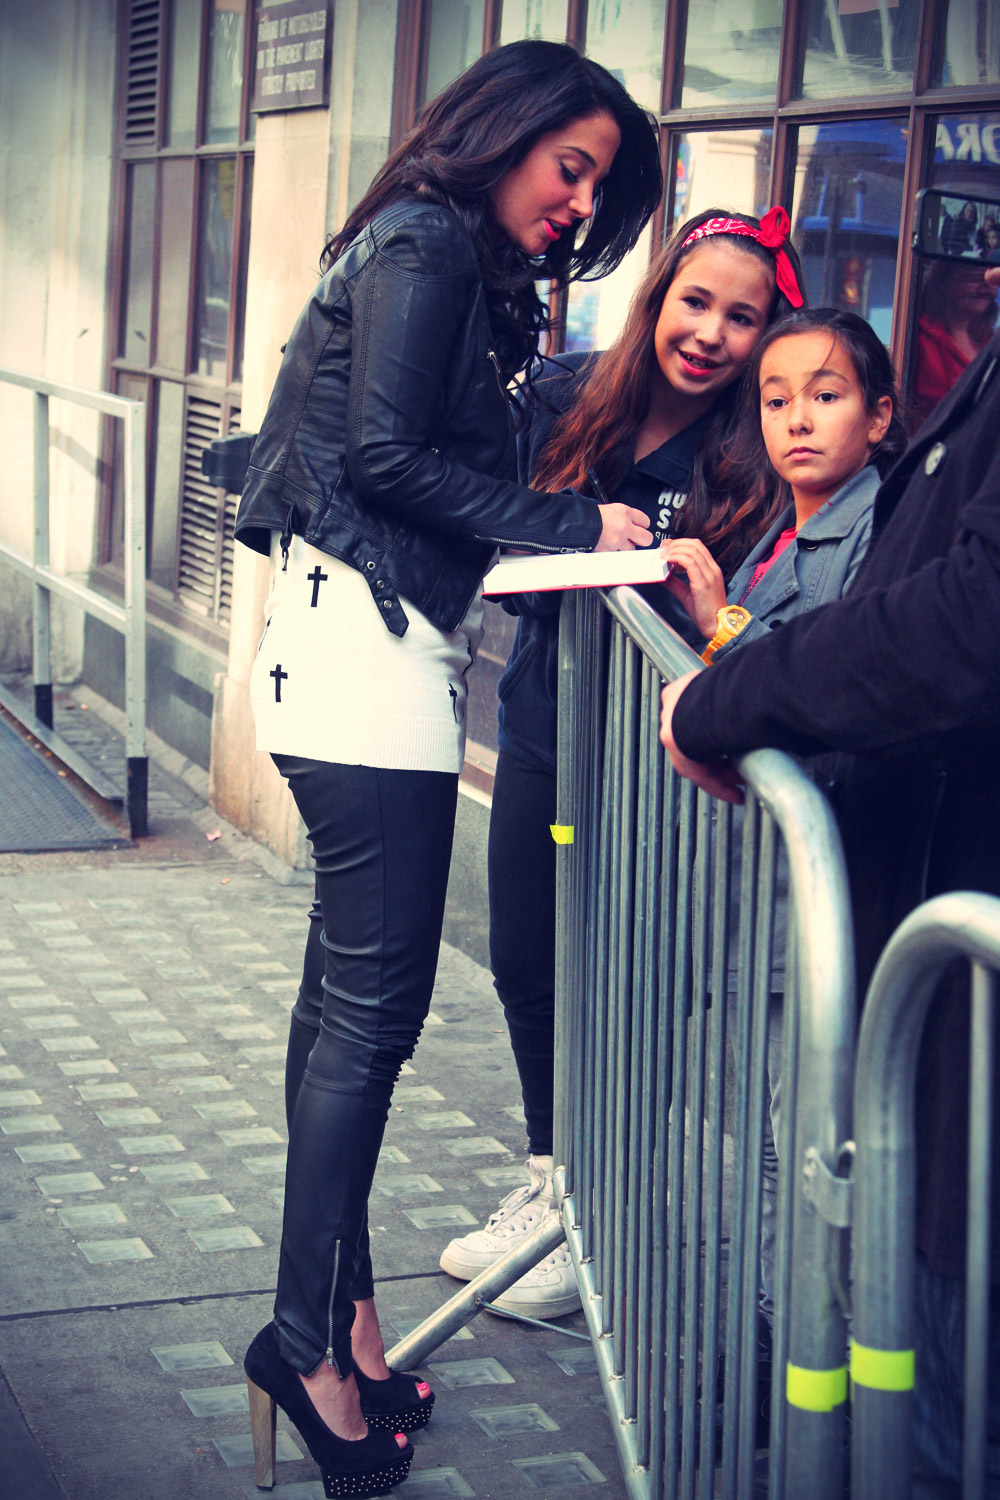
left=0, top=698, right=626, bottom=1500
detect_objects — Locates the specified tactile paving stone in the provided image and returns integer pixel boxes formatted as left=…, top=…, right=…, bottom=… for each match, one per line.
left=0, top=858, right=628, bottom=1497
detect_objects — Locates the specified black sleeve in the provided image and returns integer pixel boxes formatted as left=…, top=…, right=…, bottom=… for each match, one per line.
left=345, top=219, right=601, bottom=554
left=673, top=404, right=1000, bottom=764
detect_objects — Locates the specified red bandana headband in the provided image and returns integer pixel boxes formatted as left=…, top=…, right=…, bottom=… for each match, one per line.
left=680, top=205, right=804, bottom=309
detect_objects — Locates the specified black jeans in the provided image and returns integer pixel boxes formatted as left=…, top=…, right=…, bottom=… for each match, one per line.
left=272, top=755, right=458, bottom=1376
left=487, top=751, right=557, bottom=1157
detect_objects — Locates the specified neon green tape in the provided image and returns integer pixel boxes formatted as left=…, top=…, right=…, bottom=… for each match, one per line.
left=550, top=824, right=575, bottom=845
left=786, top=1363, right=848, bottom=1412
left=850, top=1339, right=915, bottom=1392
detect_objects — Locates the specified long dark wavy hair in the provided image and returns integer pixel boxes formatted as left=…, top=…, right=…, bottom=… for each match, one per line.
left=708, top=308, right=909, bottom=563
left=319, top=40, right=662, bottom=381
left=530, top=208, right=806, bottom=576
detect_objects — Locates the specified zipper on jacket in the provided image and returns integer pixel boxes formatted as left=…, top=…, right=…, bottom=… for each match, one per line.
left=479, top=350, right=582, bottom=553
left=325, top=1238, right=342, bottom=1368
left=279, top=505, right=294, bottom=573
left=475, top=533, right=584, bottom=554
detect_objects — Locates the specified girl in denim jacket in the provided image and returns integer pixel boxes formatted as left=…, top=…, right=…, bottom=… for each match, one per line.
left=663, top=307, right=907, bottom=1334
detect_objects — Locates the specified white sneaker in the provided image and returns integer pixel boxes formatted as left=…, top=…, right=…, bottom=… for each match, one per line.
left=439, top=1155, right=582, bottom=1318
left=489, top=1244, right=581, bottom=1320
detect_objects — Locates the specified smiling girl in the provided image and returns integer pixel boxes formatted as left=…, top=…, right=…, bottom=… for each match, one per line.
left=440, top=209, right=806, bottom=1318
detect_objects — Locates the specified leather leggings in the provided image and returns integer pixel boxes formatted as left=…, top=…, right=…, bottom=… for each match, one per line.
left=272, top=755, right=458, bottom=1376
left=487, top=751, right=557, bottom=1157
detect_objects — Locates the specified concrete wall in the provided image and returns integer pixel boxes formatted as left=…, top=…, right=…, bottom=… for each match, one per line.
left=209, top=0, right=400, bottom=869
left=0, top=0, right=116, bottom=679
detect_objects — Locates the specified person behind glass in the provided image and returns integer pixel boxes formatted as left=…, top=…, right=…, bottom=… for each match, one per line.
left=439, top=207, right=806, bottom=1319
left=913, top=258, right=998, bottom=426
left=976, top=213, right=999, bottom=255
left=662, top=308, right=905, bottom=1343
left=232, top=40, right=661, bottom=1500
left=940, top=198, right=979, bottom=256
left=981, top=225, right=1000, bottom=264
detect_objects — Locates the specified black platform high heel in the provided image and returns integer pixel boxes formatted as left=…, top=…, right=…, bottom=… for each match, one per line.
left=353, top=1360, right=435, bottom=1433
left=244, top=1323, right=413, bottom=1498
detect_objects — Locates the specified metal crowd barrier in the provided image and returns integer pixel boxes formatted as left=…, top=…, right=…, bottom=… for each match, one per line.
left=852, top=891, right=1000, bottom=1500
left=553, top=586, right=856, bottom=1500
left=0, top=367, right=148, bottom=836
left=389, top=582, right=856, bottom=1500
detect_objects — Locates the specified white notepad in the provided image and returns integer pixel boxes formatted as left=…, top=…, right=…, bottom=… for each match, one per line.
left=481, top=548, right=672, bottom=596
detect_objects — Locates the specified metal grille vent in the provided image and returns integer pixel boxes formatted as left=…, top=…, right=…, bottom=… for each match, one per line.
left=178, top=394, right=225, bottom=617
left=123, top=0, right=160, bottom=147
left=218, top=406, right=241, bottom=625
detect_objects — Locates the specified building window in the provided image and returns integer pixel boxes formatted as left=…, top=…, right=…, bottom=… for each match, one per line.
left=387, top=0, right=999, bottom=779
left=106, top=0, right=255, bottom=637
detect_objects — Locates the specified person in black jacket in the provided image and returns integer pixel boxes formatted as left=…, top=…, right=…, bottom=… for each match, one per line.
left=660, top=268, right=1000, bottom=1491
left=441, top=207, right=808, bottom=1318
left=235, top=42, right=662, bottom=1500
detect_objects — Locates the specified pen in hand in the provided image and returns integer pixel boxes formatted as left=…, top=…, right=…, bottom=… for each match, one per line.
left=586, top=467, right=610, bottom=505
left=587, top=467, right=654, bottom=554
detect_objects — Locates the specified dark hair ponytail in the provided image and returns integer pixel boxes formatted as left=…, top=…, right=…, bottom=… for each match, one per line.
left=319, top=40, right=661, bottom=379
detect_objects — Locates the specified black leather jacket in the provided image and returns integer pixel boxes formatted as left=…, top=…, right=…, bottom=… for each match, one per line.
left=234, top=199, right=602, bottom=636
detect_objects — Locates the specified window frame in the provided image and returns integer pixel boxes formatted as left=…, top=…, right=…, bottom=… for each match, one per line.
left=99, top=0, right=256, bottom=644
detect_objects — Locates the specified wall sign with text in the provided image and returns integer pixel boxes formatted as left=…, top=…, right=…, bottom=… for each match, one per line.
left=251, top=0, right=332, bottom=114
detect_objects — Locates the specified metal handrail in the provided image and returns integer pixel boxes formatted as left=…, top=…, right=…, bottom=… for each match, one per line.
left=0, top=366, right=147, bottom=835
left=852, top=891, right=1000, bottom=1500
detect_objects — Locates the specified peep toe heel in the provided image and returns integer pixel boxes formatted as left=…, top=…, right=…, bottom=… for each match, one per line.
left=353, top=1360, right=435, bottom=1433
left=244, top=1323, right=413, bottom=1498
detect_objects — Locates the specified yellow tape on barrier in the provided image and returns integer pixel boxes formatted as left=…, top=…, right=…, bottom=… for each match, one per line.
left=786, top=1363, right=848, bottom=1412
left=550, top=824, right=574, bottom=845
left=850, top=1340, right=915, bottom=1392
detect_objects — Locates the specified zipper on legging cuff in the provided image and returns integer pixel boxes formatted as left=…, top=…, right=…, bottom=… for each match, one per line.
left=326, top=1238, right=342, bottom=1370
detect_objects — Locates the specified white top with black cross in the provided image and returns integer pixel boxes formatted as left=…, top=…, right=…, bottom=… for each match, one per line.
left=249, top=534, right=485, bottom=772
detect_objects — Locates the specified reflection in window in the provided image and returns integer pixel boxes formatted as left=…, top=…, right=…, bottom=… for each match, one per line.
left=585, top=0, right=665, bottom=114
left=910, top=258, right=998, bottom=426
left=421, top=1, right=485, bottom=106
left=205, top=0, right=245, bottom=144
left=565, top=226, right=651, bottom=352
left=156, top=158, right=196, bottom=372
left=150, top=380, right=185, bottom=590
left=233, top=158, right=254, bottom=384
left=790, top=119, right=907, bottom=343
left=927, top=112, right=1000, bottom=198
left=669, top=128, right=773, bottom=234
left=498, top=0, right=568, bottom=44
left=194, top=158, right=237, bottom=380
left=166, top=0, right=201, bottom=148
left=681, top=0, right=781, bottom=109
left=800, top=0, right=917, bottom=99
left=909, top=110, right=1000, bottom=420
left=120, top=163, right=156, bottom=365
left=938, top=0, right=1000, bottom=86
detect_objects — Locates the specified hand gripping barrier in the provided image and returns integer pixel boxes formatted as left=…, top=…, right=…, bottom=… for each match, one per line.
left=388, top=585, right=856, bottom=1500
left=852, top=891, right=1000, bottom=1500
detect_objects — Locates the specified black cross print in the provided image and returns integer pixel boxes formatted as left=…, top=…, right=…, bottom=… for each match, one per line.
left=307, top=566, right=328, bottom=607
left=270, top=664, right=288, bottom=703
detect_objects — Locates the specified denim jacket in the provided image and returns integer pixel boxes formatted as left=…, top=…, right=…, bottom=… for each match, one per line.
left=234, top=200, right=601, bottom=637
left=712, top=463, right=880, bottom=663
